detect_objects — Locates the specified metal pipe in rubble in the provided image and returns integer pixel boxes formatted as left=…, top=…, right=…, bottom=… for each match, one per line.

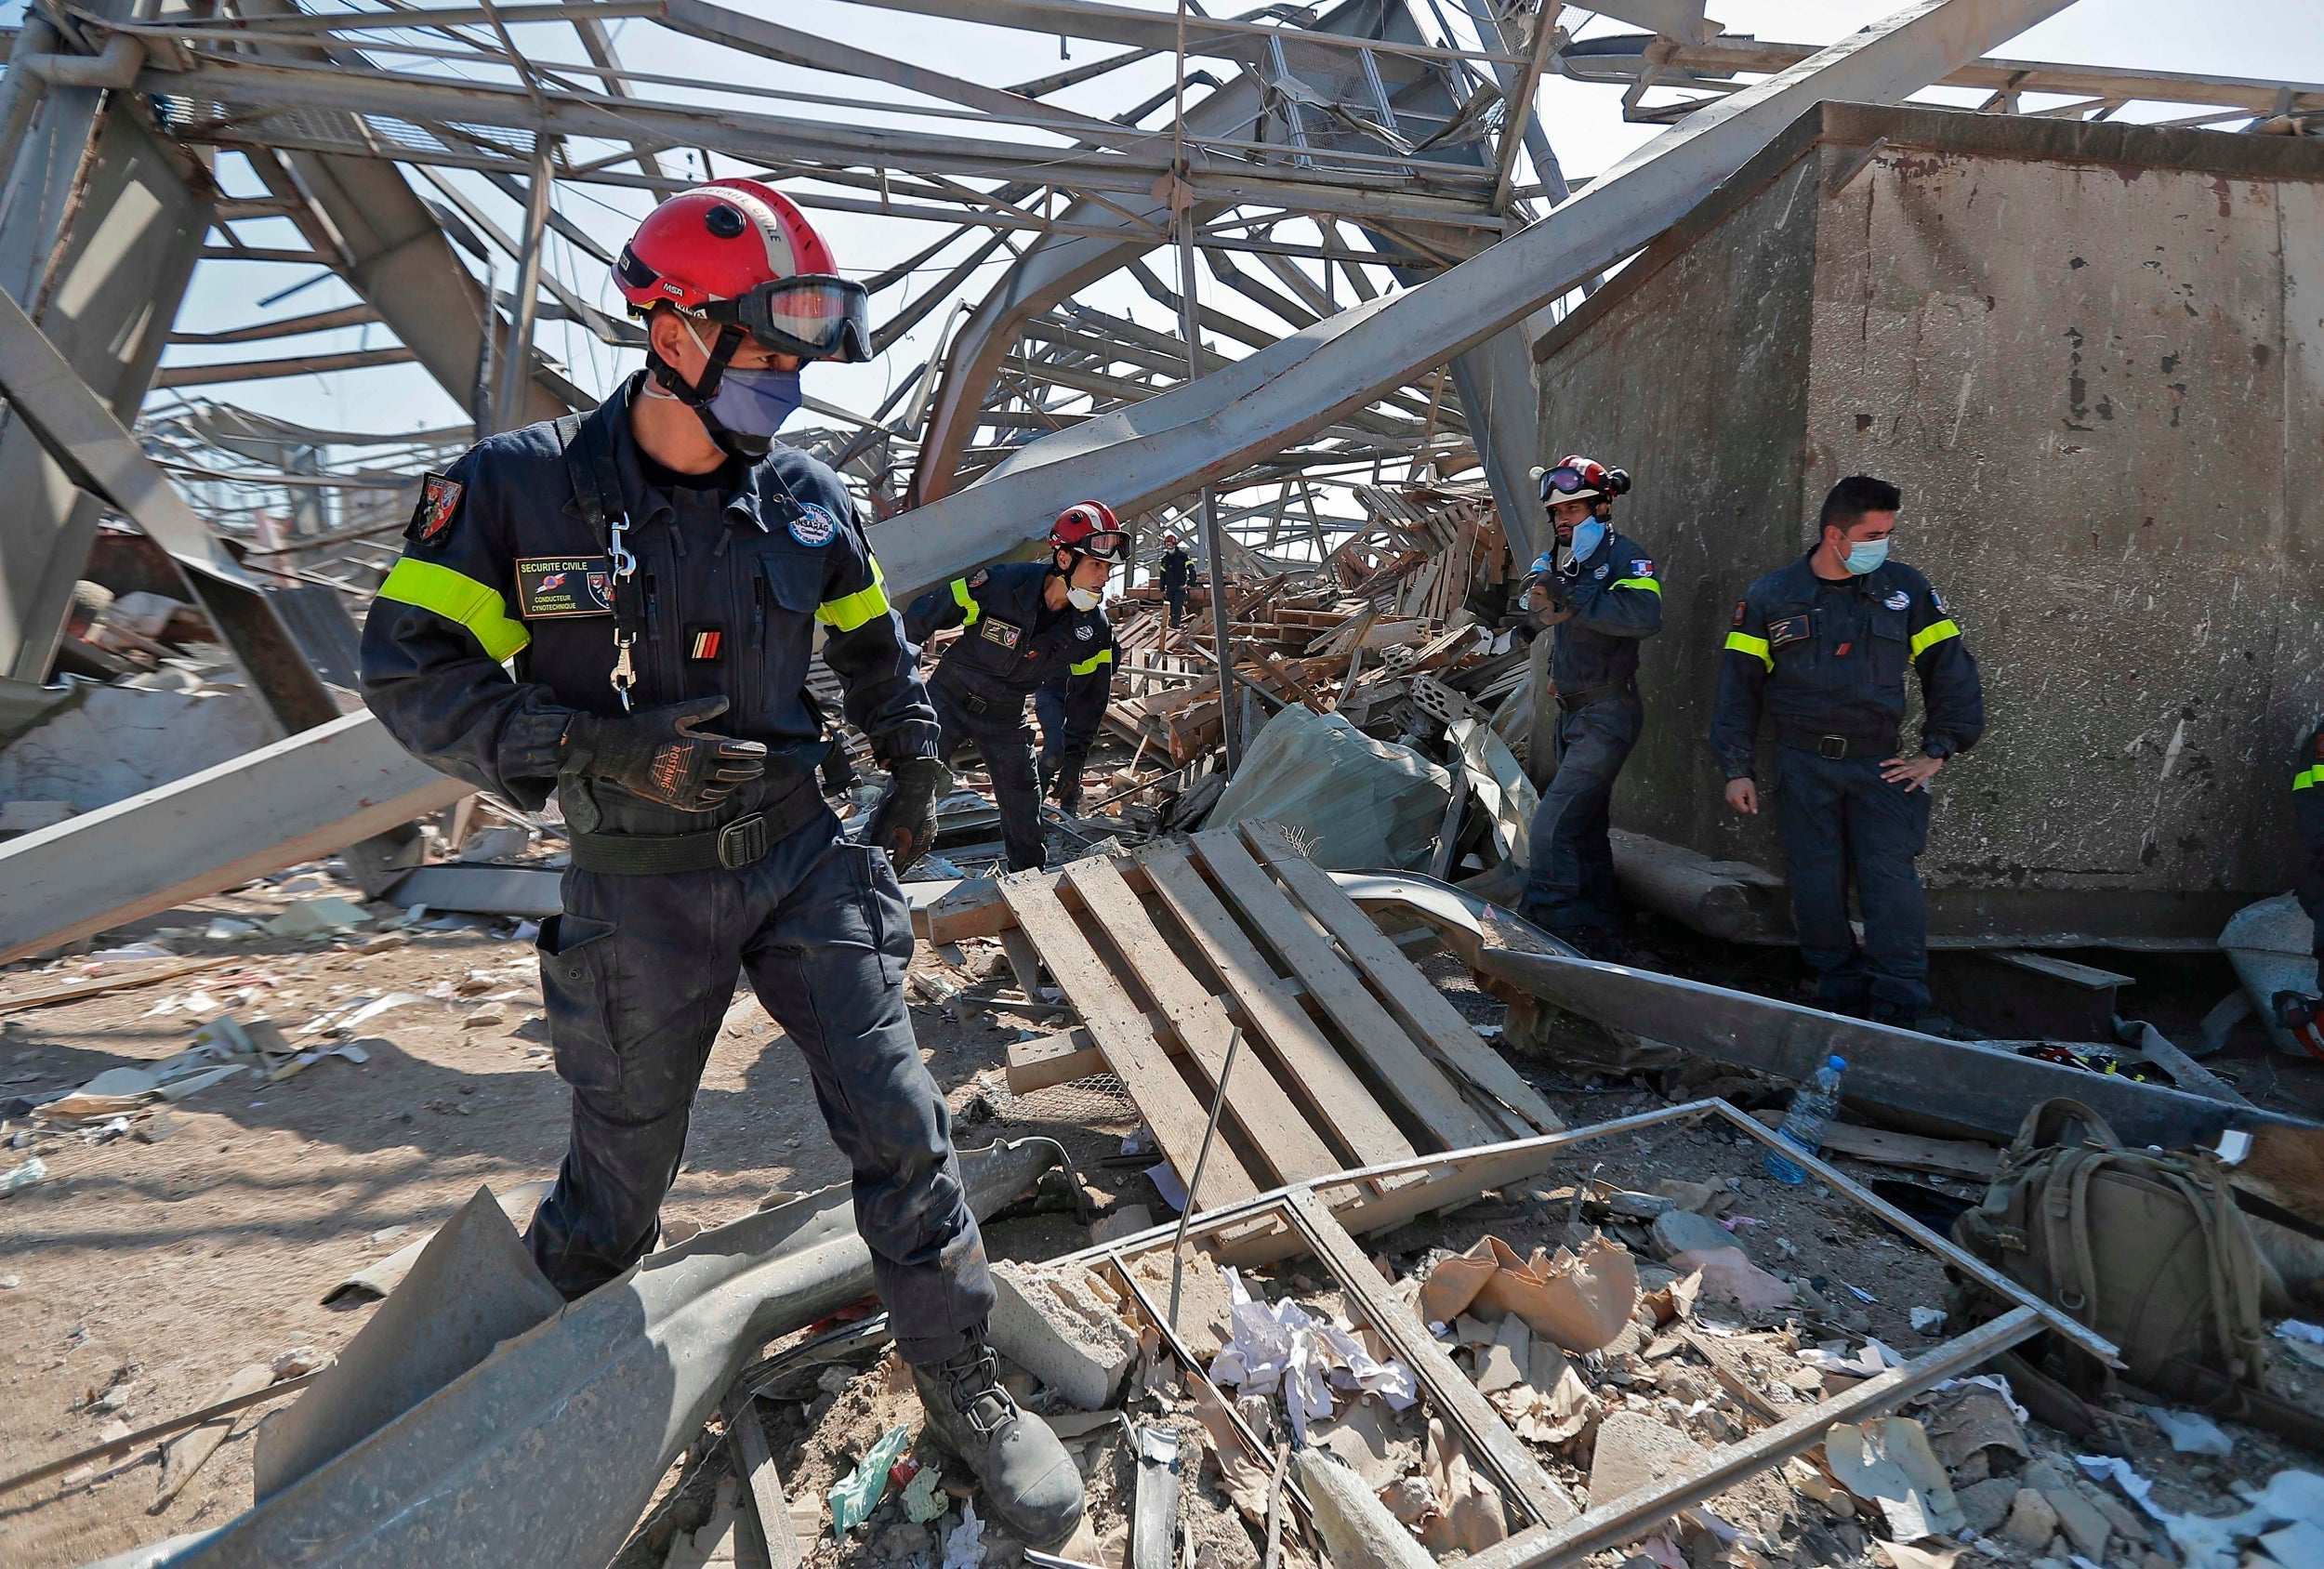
left=98, top=1138, right=1065, bottom=1569
left=1175, top=207, right=1242, bottom=774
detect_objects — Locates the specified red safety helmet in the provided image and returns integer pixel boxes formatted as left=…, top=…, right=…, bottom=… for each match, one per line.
left=1536, top=454, right=1631, bottom=507
left=614, top=178, right=870, bottom=363
left=1050, top=501, right=1129, bottom=564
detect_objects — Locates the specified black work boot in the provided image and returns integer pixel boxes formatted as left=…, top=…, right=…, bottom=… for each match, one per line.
left=911, top=1338, right=1085, bottom=1549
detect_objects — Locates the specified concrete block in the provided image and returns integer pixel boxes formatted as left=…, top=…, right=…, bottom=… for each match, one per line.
left=2000, top=1487, right=2059, bottom=1550
left=1587, top=1410, right=1707, bottom=1510
left=985, top=1260, right=1138, bottom=1411
left=1297, top=1449, right=1436, bottom=1569
left=1954, top=1475, right=2020, bottom=1536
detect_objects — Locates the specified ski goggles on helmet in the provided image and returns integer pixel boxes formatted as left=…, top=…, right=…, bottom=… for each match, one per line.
left=700, top=275, right=873, bottom=363
left=1538, top=464, right=1600, bottom=499
left=1069, top=530, right=1131, bottom=565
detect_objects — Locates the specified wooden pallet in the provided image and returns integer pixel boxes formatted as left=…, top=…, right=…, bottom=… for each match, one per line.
left=994, top=821, right=1564, bottom=1207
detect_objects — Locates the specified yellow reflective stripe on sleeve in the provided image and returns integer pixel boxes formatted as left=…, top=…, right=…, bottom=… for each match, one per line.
left=950, top=576, right=981, bottom=626
left=2295, top=765, right=2324, bottom=792
left=817, top=558, right=890, bottom=632
left=1069, top=645, right=1114, bottom=677
left=1909, top=617, right=1961, bottom=659
left=1609, top=576, right=1661, bottom=595
left=376, top=558, right=530, bottom=662
left=1724, top=631, right=1773, bottom=671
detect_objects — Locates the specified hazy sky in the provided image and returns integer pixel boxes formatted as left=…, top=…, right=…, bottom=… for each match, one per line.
left=46, top=0, right=2317, bottom=449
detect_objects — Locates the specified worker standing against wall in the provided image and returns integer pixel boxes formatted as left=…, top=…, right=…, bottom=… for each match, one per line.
left=1158, top=532, right=1195, bottom=628
left=904, top=504, right=1123, bottom=870
left=1519, top=455, right=1659, bottom=956
left=360, top=180, right=1083, bottom=1546
left=1711, top=475, right=1984, bottom=1029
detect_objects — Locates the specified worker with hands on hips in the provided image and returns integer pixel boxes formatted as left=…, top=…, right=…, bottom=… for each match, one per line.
left=1710, top=474, right=1984, bottom=1028
left=359, top=178, right=1083, bottom=1547
left=904, top=504, right=1122, bottom=873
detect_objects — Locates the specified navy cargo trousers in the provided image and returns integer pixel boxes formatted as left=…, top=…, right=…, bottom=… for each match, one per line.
left=1769, top=745, right=1934, bottom=1023
left=1523, top=693, right=1644, bottom=937
left=524, top=808, right=993, bottom=1364
left=931, top=681, right=1048, bottom=872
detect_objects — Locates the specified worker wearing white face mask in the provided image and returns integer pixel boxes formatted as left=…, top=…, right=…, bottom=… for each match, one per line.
left=904, top=503, right=1124, bottom=871
left=1711, top=474, right=1986, bottom=1029
left=1519, top=455, right=1660, bottom=959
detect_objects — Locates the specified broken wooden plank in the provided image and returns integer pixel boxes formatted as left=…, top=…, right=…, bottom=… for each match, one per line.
left=1000, top=873, right=1258, bottom=1205
left=1283, top=1188, right=1578, bottom=1529
left=1063, top=857, right=1340, bottom=1186
left=1240, top=822, right=1564, bottom=1137
left=0, top=955, right=236, bottom=1015
left=155, top=1363, right=273, bottom=1510
left=1006, top=1030, right=1107, bottom=1093
left=1748, top=1112, right=2000, bottom=1180
left=731, top=1392, right=803, bottom=1569
left=1188, top=830, right=1499, bottom=1152
left=1134, top=843, right=1417, bottom=1170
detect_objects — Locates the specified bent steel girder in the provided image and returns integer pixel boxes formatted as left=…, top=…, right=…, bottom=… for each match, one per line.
left=865, top=0, right=2080, bottom=603
left=911, top=0, right=1480, bottom=508
left=229, top=0, right=574, bottom=428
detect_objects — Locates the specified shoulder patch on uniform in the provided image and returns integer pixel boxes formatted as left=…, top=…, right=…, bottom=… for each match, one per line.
left=1593, top=563, right=1609, bottom=580
left=1732, top=599, right=1748, bottom=628
left=968, top=569, right=989, bottom=588
left=406, top=471, right=462, bottom=548
left=786, top=502, right=838, bottom=547
left=1884, top=589, right=1911, bottom=611
left=1074, top=624, right=1094, bottom=640
left=1631, top=559, right=1655, bottom=578
left=2314, top=730, right=2324, bottom=760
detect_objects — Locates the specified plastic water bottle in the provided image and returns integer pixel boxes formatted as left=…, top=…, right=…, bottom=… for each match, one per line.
left=1763, top=1056, right=1847, bottom=1185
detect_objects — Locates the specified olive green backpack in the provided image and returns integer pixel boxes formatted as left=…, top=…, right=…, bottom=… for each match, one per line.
left=1948, top=1099, right=2266, bottom=1404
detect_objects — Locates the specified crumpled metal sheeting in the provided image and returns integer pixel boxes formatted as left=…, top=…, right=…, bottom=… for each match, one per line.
left=1208, top=703, right=1449, bottom=871
left=96, top=1138, right=1063, bottom=1569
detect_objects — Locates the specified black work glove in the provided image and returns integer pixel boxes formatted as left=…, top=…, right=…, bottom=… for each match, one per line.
left=563, top=696, right=767, bottom=813
left=1050, top=747, right=1088, bottom=816
left=866, top=755, right=952, bottom=872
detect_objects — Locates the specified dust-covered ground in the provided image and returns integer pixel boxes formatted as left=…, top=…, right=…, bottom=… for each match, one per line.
left=2, top=851, right=2317, bottom=1569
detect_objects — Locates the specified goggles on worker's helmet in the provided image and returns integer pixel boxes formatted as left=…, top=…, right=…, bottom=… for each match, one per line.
left=698, top=275, right=872, bottom=363
left=1071, top=530, right=1131, bottom=565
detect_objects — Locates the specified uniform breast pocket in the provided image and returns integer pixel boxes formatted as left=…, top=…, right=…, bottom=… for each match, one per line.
left=745, top=552, right=825, bottom=713
left=1867, top=607, right=1908, bottom=685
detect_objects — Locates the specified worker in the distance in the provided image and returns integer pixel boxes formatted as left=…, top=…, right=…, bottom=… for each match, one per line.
left=2272, top=719, right=2324, bottom=1059
left=1519, top=455, right=1660, bottom=958
left=1158, top=531, right=1195, bottom=627
left=904, top=504, right=1122, bottom=870
left=359, top=179, right=1083, bottom=1547
left=1711, top=474, right=1984, bottom=1030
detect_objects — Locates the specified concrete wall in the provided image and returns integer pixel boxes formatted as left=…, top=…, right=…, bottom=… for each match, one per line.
left=1536, top=104, right=2324, bottom=942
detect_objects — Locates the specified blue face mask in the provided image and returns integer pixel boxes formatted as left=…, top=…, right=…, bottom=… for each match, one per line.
left=1842, top=536, right=1890, bottom=575
left=706, top=366, right=802, bottom=438
left=1568, top=518, right=1607, bottom=561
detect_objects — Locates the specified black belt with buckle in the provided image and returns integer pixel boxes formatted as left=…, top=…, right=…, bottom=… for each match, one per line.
left=1777, top=726, right=1897, bottom=761
left=568, top=778, right=825, bottom=876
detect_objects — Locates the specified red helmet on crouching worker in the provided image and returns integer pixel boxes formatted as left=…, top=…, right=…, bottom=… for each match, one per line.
left=1049, top=501, right=1129, bottom=565
left=1536, top=454, right=1631, bottom=508
left=614, top=178, right=871, bottom=456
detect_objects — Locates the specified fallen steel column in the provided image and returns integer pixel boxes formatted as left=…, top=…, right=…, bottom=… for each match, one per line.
left=1476, top=946, right=2317, bottom=1150
left=0, top=711, right=467, bottom=963
left=0, top=281, right=337, bottom=733
left=868, top=0, right=2078, bottom=599
left=109, top=1137, right=1064, bottom=1569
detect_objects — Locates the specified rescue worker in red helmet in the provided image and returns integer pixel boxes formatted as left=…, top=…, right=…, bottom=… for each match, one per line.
left=905, top=503, right=1123, bottom=872
left=360, top=178, right=1084, bottom=1546
left=1520, top=455, right=1660, bottom=956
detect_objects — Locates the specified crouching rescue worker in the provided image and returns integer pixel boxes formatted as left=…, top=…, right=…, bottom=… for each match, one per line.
left=1711, top=475, right=1984, bottom=1030
left=359, top=178, right=1083, bottom=1546
left=2273, top=720, right=2324, bottom=1059
left=1519, top=455, right=1659, bottom=956
left=904, top=504, right=1122, bottom=870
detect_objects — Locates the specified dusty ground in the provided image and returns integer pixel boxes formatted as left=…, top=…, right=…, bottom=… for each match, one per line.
left=2, top=848, right=2317, bottom=1568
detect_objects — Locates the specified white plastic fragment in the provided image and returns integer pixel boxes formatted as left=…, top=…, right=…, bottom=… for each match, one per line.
left=1208, top=1267, right=1416, bottom=1443
left=941, top=1500, right=984, bottom=1569
left=2141, top=1405, right=2234, bottom=1457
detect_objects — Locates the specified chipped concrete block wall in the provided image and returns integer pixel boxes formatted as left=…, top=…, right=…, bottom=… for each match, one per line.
left=1537, top=101, right=2324, bottom=943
